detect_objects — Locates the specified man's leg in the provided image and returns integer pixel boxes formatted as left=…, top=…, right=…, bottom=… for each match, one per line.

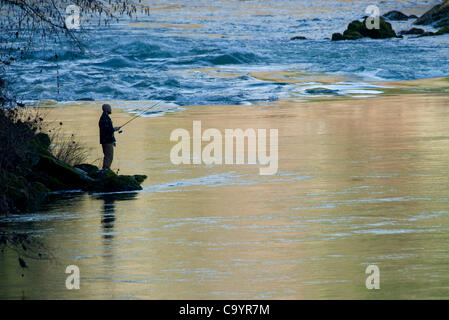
left=102, top=143, right=114, bottom=170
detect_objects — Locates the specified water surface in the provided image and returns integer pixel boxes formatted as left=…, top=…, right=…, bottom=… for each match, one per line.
left=2, top=93, right=449, bottom=299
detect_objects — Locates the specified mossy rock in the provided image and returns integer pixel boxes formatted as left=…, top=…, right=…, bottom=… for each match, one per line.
left=414, top=0, right=449, bottom=27
left=333, top=17, right=397, bottom=41
left=436, top=26, right=449, bottom=35
left=133, top=175, right=147, bottom=184
left=29, top=181, right=50, bottom=194
left=35, top=154, right=85, bottom=188
left=347, top=20, right=365, bottom=34
left=87, top=169, right=145, bottom=192
left=28, top=171, right=68, bottom=191
left=361, top=17, right=397, bottom=39
left=399, top=28, right=425, bottom=35
left=74, top=163, right=100, bottom=178
left=419, top=31, right=436, bottom=37
left=331, top=33, right=344, bottom=41
left=2, top=172, right=50, bottom=212
left=343, top=30, right=364, bottom=40
left=290, top=35, right=307, bottom=40
left=382, top=10, right=410, bottom=21
left=34, top=133, right=51, bottom=150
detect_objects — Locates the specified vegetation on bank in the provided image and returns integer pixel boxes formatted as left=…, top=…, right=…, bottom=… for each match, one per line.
left=0, top=0, right=149, bottom=215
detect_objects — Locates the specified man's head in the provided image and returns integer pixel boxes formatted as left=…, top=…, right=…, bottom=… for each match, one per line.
left=102, top=104, right=112, bottom=114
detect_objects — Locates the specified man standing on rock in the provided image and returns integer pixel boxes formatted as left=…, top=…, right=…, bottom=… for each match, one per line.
left=99, top=104, right=120, bottom=170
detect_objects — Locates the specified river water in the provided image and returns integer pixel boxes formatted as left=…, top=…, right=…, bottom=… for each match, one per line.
left=2, top=92, right=449, bottom=299
left=1, top=0, right=449, bottom=299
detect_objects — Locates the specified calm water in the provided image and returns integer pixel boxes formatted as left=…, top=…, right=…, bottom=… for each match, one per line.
left=2, top=93, right=449, bottom=299
left=2, top=0, right=449, bottom=299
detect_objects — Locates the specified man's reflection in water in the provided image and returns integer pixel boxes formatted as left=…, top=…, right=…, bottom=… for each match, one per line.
left=95, top=193, right=138, bottom=242
left=100, top=195, right=116, bottom=240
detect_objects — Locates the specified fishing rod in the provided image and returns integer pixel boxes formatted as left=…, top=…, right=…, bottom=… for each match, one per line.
left=118, top=101, right=162, bottom=133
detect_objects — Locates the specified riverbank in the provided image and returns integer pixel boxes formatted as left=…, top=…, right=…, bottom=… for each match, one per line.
left=0, top=107, right=147, bottom=215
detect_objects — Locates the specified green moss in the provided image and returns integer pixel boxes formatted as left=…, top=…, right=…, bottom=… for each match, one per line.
left=436, top=26, right=449, bottom=35
left=29, top=181, right=50, bottom=194
left=133, top=175, right=147, bottom=184
left=347, top=20, right=365, bottom=34
left=331, top=33, right=344, bottom=41
left=342, top=30, right=364, bottom=40
left=74, top=163, right=99, bottom=178
left=333, top=17, right=397, bottom=41
left=35, top=154, right=85, bottom=188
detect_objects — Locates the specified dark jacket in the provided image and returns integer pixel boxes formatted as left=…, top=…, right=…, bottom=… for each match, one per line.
left=99, top=112, right=116, bottom=144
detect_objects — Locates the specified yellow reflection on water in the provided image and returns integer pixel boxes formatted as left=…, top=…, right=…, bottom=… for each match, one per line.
left=2, top=93, right=449, bottom=299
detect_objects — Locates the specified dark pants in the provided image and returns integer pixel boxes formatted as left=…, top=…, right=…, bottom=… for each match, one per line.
left=102, top=143, right=114, bottom=170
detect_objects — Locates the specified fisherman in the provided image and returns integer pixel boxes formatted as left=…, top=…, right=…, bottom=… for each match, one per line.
left=99, top=104, right=120, bottom=170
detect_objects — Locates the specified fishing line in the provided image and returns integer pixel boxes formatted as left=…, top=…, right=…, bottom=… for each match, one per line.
left=118, top=101, right=162, bottom=133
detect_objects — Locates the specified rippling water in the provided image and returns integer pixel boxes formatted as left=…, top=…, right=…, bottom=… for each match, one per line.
left=6, top=0, right=449, bottom=104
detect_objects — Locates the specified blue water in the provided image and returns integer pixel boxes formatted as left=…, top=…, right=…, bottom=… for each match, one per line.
left=5, top=0, right=449, bottom=105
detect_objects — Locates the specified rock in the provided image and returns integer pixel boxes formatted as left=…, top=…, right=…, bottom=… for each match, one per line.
left=399, top=28, right=425, bottom=35
left=436, top=26, right=449, bottom=35
left=331, top=33, right=344, bottom=41
left=383, top=10, right=410, bottom=21
left=73, top=164, right=147, bottom=192
left=35, top=154, right=86, bottom=189
left=1, top=172, right=50, bottom=212
left=414, top=0, right=449, bottom=27
left=133, top=175, right=147, bottom=184
left=74, top=163, right=99, bottom=177
left=332, top=17, right=397, bottom=40
left=34, top=133, right=51, bottom=149
left=419, top=31, right=437, bottom=37
left=86, top=169, right=146, bottom=192
left=33, top=157, right=147, bottom=193
left=29, top=171, right=68, bottom=190
left=409, top=15, right=418, bottom=20
left=342, top=30, right=364, bottom=40
left=306, top=88, right=338, bottom=94
left=290, top=36, right=307, bottom=40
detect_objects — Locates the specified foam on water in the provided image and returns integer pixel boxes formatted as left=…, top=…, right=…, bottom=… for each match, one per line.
left=4, top=0, right=449, bottom=106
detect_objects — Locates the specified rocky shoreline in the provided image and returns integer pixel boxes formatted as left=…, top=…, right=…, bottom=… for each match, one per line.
left=290, top=1, right=449, bottom=41
left=3, top=131, right=146, bottom=214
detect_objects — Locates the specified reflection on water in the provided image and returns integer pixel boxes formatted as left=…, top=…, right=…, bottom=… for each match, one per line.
left=2, top=93, right=449, bottom=299
left=96, top=193, right=137, bottom=242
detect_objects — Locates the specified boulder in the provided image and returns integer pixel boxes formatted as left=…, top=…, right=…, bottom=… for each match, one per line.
left=86, top=169, right=146, bottom=192
left=74, top=163, right=100, bottom=177
left=419, top=31, right=437, bottom=37
left=399, top=27, right=425, bottom=35
left=290, top=36, right=307, bottom=40
left=418, top=26, right=449, bottom=37
left=383, top=10, right=410, bottom=21
left=35, top=154, right=86, bottom=188
left=414, top=0, right=449, bottom=27
left=332, top=17, right=397, bottom=40
left=342, top=29, right=364, bottom=40
left=74, top=164, right=147, bottom=192
left=133, top=175, right=147, bottom=184
left=306, top=88, right=338, bottom=94
left=331, top=33, right=344, bottom=41
left=436, top=26, right=449, bottom=34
